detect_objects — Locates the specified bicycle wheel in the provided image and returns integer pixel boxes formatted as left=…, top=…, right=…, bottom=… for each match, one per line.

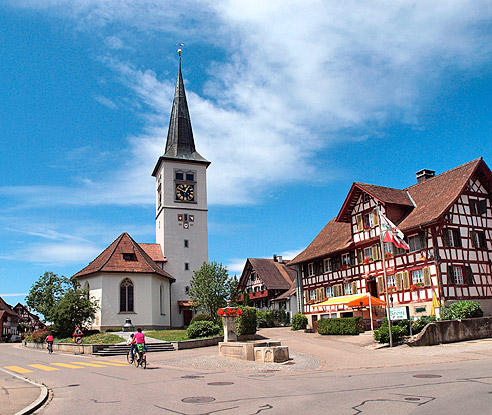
left=141, top=355, right=146, bottom=369
left=134, top=355, right=139, bottom=367
left=127, top=350, right=133, bottom=364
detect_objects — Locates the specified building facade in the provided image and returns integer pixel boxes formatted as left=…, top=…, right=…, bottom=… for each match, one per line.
left=290, top=158, right=492, bottom=329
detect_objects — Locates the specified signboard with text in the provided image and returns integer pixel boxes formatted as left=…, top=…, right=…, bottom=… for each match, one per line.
left=390, top=306, right=409, bottom=321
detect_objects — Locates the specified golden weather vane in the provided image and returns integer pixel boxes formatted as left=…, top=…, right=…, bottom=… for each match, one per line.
left=176, top=42, right=184, bottom=55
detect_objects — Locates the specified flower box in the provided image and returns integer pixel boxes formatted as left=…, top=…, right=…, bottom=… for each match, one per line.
left=363, top=257, right=373, bottom=264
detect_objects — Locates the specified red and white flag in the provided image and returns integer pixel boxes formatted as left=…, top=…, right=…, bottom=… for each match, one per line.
left=379, top=212, right=410, bottom=250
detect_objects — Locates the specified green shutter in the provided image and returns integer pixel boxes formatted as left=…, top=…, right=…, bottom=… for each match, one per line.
left=465, top=265, right=474, bottom=285
left=447, top=265, right=455, bottom=284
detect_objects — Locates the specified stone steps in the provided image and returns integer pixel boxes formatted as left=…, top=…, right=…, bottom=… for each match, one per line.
left=93, top=342, right=175, bottom=356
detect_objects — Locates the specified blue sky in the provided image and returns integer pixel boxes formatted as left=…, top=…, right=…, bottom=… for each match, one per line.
left=1, top=1, right=492, bottom=306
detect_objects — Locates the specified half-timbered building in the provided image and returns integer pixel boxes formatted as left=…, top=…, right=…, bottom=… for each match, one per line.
left=290, top=158, right=492, bottom=329
left=237, top=256, right=298, bottom=319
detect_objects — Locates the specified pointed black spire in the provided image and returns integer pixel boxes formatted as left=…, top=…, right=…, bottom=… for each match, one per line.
left=163, top=50, right=209, bottom=164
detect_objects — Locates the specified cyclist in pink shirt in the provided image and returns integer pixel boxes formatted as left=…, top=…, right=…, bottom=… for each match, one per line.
left=134, top=328, right=145, bottom=344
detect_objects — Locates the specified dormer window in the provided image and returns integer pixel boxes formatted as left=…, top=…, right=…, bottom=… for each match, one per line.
left=122, top=253, right=137, bottom=261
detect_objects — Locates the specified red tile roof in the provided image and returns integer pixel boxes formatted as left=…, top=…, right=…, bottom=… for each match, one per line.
left=139, top=243, right=166, bottom=262
left=72, top=232, right=174, bottom=281
left=239, top=258, right=297, bottom=290
left=0, top=297, right=19, bottom=317
left=291, top=158, right=491, bottom=265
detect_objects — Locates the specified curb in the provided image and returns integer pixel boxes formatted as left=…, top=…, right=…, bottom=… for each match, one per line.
left=0, top=367, right=49, bottom=415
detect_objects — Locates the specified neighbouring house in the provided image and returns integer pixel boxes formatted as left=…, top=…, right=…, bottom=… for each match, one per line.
left=13, top=303, right=44, bottom=332
left=290, top=158, right=492, bottom=330
left=73, top=52, right=210, bottom=329
left=0, top=297, right=21, bottom=339
left=237, top=255, right=298, bottom=319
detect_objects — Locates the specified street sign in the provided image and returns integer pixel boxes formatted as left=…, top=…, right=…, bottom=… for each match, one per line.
left=390, top=306, right=409, bottom=321
left=72, top=326, right=84, bottom=337
left=74, top=336, right=83, bottom=344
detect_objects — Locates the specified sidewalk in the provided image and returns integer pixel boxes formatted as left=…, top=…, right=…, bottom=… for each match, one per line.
left=0, top=368, right=48, bottom=415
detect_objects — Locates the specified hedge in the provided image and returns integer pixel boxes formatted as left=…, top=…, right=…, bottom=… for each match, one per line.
left=317, top=317, right=364, bottom=335
left=291, top=313, right=308, bottom=331
left=236, top=306, right=257, bottom=335
left=190, top=313, right=214, bottom=325
left=186, top=321, right=221, bottom=339
left=441, top=300, right=484, bottom=320
left=256, top=310, right=275, bottom=328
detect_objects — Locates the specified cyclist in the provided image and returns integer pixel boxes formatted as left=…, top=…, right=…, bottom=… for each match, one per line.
left=126, top=333, right=137, bottom=363
left=46, top=334, right=54, bottom=354
left=134, top=328, right=146, bottom=363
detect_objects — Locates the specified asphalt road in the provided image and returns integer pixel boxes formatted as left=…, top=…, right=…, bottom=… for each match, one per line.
left=2, top=334, right=492, bottom=415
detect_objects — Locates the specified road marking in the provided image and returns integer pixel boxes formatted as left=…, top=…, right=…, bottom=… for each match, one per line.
left=92, top=361, right=128, bottom=367
left=51, top=363, right=84, bottom=369
left=28, top=364, right=60, bottom=371
left=70, top=362, right=108, bottom=367
left=4, top=366, right=33, bottom=374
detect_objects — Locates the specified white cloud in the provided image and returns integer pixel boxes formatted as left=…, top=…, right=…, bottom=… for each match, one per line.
left=3, top=1, right=492, bottom=207
left=94, top=94, right=117, bottom=109
left=226, top=258, right=247, bottom=274
left=0, top=293, right=28, bottom=297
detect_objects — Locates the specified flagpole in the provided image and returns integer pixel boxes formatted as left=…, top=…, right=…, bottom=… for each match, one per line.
left=377, top=207, right=393, bottom=347
left=368, top=292, right=373, bottom=331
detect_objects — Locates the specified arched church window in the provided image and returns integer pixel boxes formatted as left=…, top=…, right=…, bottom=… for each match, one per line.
left=120, top=278, right=134, bottom=312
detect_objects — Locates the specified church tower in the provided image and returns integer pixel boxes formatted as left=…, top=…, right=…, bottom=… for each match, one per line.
left=152, top=50, right=210, bottom=327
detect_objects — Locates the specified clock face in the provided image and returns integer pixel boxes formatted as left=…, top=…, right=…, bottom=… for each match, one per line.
left=176, top=183, right=195, bottom=201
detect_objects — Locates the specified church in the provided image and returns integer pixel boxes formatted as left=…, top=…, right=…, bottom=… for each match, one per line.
left=73, top=51, right=210, bottom=329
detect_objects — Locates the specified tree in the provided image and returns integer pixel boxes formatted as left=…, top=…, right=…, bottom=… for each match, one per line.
left=189, top=261, right=235, bottom=321
left=26, top=272, right=68, bottom=323
left=228, top=275, right=239, bottom=306
left=51, top=281, right=99, bottom=338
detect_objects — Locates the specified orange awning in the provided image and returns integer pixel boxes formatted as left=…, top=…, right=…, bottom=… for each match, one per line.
left=311, top=293, right=386, bottom=308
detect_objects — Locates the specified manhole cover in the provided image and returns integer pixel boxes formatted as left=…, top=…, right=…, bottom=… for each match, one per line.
left=405, top=397, right=421, bottom=401
left=182, top=396, right=216, bottom=404
left=181, top=375, right=204, bottom=379
left=413, top=374, right=442, bottom=379
left=207, top=382, right=234, bottom=386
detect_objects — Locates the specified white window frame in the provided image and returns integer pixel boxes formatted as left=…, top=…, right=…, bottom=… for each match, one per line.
left=364, top=212, right=374, bottom=229
left=324, top=259, right=331, bottom=272
left=326, top=286, right=334, bottom=297
left=408, top=235, right=422, bottom=252
left=387, top=275, right=396, bottom=287
left=342, top=253, right=351, bottom=266
left=310, top=290, right=316, bottom=300
left=344, top=282, right=353, bottom=295
left=454, top=266, right=464, bottom=285
left=308, top=263, right=315, bottom=276
left=411, top=269, right=424, bottom=284
left=363, top=247, right=372, bottom=259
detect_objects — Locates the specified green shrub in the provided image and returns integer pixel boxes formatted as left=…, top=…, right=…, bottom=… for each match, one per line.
left=190, top=313, right=214, bottom=325
left=104, top=328, right=121, bottom=333
left=256, top=310, right=275, bottom=328
left=317, top=317, right=364, bottom=335
left=441, top=301, right=484, bottom=320
left=412, top=315, right=437, bottom=334
left=26, top=327, right=53, bottom=343
left=291, top=313, right=308, bottom=331
left=186, top=321, right=221, bottom=339
left=373, top=325, right=406, bottom=343
left=395, top=319, right=410, bottom=336
left=236, top=306, right=257, bottom=335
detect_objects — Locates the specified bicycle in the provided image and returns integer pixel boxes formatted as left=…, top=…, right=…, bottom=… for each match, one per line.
left=127, top=348, right=134, bottom=364
left=47, top=342, right=53, bottom=354
left=134, top=345, right=147, bottom=369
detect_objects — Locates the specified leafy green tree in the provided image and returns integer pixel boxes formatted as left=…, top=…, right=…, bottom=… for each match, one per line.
left=242, top=291, right=251, bottom=306
left=189, top=261, right=235, bottom=321
left=51, top=281, right=99, bottom=338
left=26, top=272, right=68, bottom=323
left=228, top=275, right=239, bottom=306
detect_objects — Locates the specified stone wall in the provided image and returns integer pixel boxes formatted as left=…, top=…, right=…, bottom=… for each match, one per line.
left=24, top=342, right=106, bottom=354
left=408, top=317, right=492, bottom=346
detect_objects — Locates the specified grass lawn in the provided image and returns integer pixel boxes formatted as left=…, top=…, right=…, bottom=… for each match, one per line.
left=56, top=332, right=124, bottom=344
left=145, top=330, right=189, bottom=341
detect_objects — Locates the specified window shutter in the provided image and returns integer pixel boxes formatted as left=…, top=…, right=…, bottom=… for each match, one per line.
left=453, top=229, right=462, bottom=248
left=465, top=265, right=474, bottom=285
left=419, top=231, right=427, bottom=248
left=479, top=199, right=487, bottom=215
left=372, top=209, right=379, bottom=226
left=478, top=232, right=487, bottom=249
left=349, top=251, right=355, bottom=266
left=333, top=284, right=339, bottom=297
left=304, top=289, right=309, bottom=304
left=470, top=231, right=477, bottom=248
left=423, top=267, right=431, bottom=287
left=447, top=265, right=455, bottom=284
left=356, top=215, right=363, bottom=232
left=352, top=281, right=358, bottom=294
left=396, top=272, right=403, bottom=290
left=442, top=229, right=450, bottom=247
left=321, top=286, right=326, bottom=299
left=470, top=200, right=477, bottom=215
left=371, top=245, right=378, bottom=260
left=377, top=277, right=384, bottom=294
left=339, top=284, right=345, bottom=295
left=402, top=271, right=410, bottom=290
left=303, top=264, right=309, bottom=278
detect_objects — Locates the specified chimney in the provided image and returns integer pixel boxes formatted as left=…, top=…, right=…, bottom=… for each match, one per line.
left=416, top=169, right=435, bottom=184
left=277, top=255, right=283, bottom=263
left=273, top=254, right=278, bottom=262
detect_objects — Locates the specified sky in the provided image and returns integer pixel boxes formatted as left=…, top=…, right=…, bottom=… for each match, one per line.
left=1, top=1, right=492, bottom=307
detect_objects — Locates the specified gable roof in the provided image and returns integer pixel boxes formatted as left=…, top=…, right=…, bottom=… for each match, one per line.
left=0, top=297, right=19, bottom=317
left=337, top=183, right=413, bottom=222
left=400, top=158, right=489, bottom=230
left=239, top=258, right=296, bottom=290
left=291, top=158, right=491, bottom=265
left=72, top=232, right=174, bottom=281
left=290, top=219, right=352, bottom=265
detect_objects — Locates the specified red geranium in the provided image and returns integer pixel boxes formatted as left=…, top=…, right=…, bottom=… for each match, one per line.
left=217, top=308, right=243, bottom=317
